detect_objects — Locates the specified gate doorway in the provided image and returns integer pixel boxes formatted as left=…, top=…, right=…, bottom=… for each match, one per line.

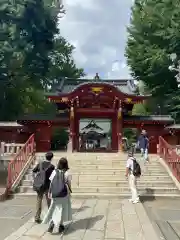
left=78, top=118, right=112, bottom=152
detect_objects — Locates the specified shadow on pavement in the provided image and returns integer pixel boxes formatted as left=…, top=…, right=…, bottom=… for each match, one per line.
left=72, top=206, right=90, bottom=214
left=63, top=215, right=104, bottom=235
left=140, top=188, right=156, bottom=203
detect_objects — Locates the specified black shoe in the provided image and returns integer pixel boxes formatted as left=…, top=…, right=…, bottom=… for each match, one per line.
left=58, top=224, right=65, bottom=233
left=47, top=221, right=54, bottom=233
left=35, top=219, right=42, bottom=224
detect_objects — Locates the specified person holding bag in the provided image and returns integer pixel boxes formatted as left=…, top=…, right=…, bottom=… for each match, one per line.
left=42, top=157, right=72, bottom=234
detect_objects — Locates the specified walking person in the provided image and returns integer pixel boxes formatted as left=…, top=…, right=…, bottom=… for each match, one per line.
left=125, top=151, right=141, bottom=204
left=33, top=152, right=55, bottom=223
left=138, top=129, right=149, bottom=162
left=43, top=157, right=72, bottom=234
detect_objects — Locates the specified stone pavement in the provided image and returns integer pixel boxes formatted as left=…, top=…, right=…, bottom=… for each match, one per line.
left=0, top=195, right=39, bottom=239
left=143, top=197, right=180, bottom=239
left=4, top=198, right=160, bottom=240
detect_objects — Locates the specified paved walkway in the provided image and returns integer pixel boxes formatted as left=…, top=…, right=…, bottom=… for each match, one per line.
left=143, top=197, right=180, bottom=239
left=0, top=196, right=38, bottom=239
left=4, top=198, right=160, bottom=240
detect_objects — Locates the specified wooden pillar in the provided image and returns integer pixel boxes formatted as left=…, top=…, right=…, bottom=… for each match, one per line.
left=117, top=100, right=123, bottom=151
left=69, top=100, right=79, bottom=152
left=111, top=99, right=123, bottom=152
left=69, top=102, right=75, bottom=152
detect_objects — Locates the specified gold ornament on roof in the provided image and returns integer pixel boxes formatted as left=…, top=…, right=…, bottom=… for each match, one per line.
left=91, top=87, right=103, bottom=94
left=125, top=98, right=132, bottom=103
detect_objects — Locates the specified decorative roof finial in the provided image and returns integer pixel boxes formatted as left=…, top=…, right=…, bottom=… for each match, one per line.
left=94, top=73, right=100, bottom=81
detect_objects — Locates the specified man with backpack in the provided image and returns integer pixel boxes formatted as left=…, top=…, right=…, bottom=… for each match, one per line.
left=33, top=152, right=55, bottom=223
left=125, top=151, right=141, bottom=204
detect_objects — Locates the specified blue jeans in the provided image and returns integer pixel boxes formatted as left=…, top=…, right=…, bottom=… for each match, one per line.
left=141, top=148, right=148, bottom=161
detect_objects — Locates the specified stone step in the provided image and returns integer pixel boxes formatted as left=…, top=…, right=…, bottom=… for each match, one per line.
left=21, top=179, right=174, bottom=187
left=25, top=172, right=170, bottom=180
left=16, top=192, right=180, bottom=198
left=28, top=166, right=167, bottom=173
left=24, top=174, right=171, bottom=182
left=19, top=185, right=180, bottom=195
left=19, top=153, right=179, bottom=199
left=36, top=154, right=158, bottom=162
left=34, top=161, right=162, bottom=167
left=36, top=157, right=160, bottom=163
left=29, top=166, right=165, bottom=172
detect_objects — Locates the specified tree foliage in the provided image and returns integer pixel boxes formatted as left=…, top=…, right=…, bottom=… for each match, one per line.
left=132, top=103, right=149, bottom=116
left=0, top=0, right=84, bottom=121
left=126, top=0, right=180, bottom=118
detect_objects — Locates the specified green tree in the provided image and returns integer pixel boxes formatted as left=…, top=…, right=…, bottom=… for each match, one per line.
left=123, top=128, right=137, bottom=146
left=51, top=128, right=69, bottom=150
left=132, top=103, right=149, bottom=116
left=45, top=37, right=84, bottom=89
left=126, top=0, right=180, bottom=116
left=0, top=0, right=84, bottom=120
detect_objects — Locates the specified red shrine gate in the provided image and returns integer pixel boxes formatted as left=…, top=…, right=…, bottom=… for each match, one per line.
left=47, top=82, right=148, bottom=152
left=17, top=79, right=174, bottom=153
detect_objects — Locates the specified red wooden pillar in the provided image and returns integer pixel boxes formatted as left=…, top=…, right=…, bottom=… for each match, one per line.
left=111, top=100, right=123, bottom=152
left=69, top=100, right=80, bottom=152
left=117, top=101, right=123, bottom=151
left=69, top=103, right=75, bottom=152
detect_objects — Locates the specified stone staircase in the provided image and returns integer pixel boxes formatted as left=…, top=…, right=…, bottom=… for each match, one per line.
left=17, top=152, right=180, bottom=198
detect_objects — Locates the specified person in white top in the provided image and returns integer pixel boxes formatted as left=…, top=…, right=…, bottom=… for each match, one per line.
left=43, top=157, right=72, bottom=234
left=125, top=152, right=139, bottom=204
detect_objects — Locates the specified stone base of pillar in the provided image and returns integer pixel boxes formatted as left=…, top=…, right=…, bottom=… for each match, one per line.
left=67, top=139, right=72, bottom=152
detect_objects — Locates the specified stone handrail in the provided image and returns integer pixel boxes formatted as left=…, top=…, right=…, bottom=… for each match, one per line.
left=0, top=142, right=24, bottom=156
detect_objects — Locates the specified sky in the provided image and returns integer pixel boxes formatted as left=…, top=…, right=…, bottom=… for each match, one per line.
left=60, top=0, right=133, bottom=79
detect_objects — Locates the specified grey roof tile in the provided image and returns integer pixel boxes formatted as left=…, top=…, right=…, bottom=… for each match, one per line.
left=17, top=113, right=69, bottom=121
left=0, top=122, right=22, bottom=127
left=124, top=115, right=174, bottom=122
left=80, top=119, right=111, bottom=133
left=47, top=78, right=140, bottom=96
left=166, top=124, right=180, bottom=129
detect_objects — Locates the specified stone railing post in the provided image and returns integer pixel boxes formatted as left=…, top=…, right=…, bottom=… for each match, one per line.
left=1, top=142, right=5, bottom=156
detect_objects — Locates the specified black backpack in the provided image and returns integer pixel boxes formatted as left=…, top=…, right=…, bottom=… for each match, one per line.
left=50, top=170, right=68, bottom=198
left=132, top=158, right=141, bottom=177
left=33, top=162, right=50, bottom=192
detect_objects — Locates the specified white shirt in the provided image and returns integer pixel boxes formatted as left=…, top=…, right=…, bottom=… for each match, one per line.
left=126, top=157, right=134, bottom=171
left=49, top=169, right=72, bottom=184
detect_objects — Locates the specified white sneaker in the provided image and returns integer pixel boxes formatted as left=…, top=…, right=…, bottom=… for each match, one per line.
left=133, top=199, right=139, bottom=204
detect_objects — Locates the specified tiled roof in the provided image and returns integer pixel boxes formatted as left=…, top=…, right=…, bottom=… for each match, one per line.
left=0, top=122, right=22, bottom=127
left=124, top=115, right=174, bottom=122
left=79, top=119, right=111, bottom=133
left=166, top=124, right=180, bottom=129
left=47, top=78, right=140, bottom=96
left=17, top=112, right=69, bottom=121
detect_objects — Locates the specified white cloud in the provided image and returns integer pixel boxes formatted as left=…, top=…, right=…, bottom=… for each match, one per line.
left=60, top=0, right=133, bottom=79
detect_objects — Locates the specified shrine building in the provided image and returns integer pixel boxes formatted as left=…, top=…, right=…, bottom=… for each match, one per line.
left=15, top=78, right=176, bottom=153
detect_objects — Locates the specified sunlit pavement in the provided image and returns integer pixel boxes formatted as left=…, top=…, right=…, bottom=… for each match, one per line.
left=4, top=198, right=160, bottom=240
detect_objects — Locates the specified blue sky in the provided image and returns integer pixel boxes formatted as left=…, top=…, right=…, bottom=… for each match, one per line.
left=60, top=0, right=134, bottom=79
